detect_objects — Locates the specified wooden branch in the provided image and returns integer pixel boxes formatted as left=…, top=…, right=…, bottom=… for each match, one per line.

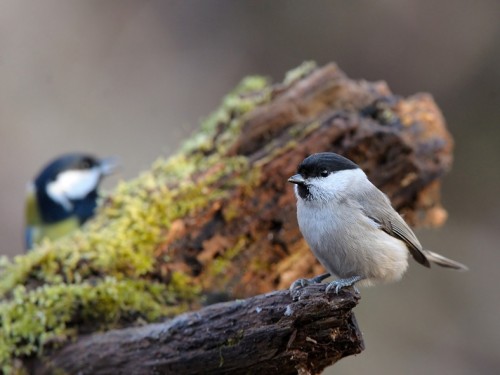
left=160, top=62, right=454, bottom=298
left=34, top=285, right=363, bottom=375
left=4, top=62, right=454, bottom=373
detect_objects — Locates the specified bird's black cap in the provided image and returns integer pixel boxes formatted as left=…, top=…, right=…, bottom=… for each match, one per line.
left=297, top=152, right=359, bottom=178
left=35, top=153, right=99, bottom=186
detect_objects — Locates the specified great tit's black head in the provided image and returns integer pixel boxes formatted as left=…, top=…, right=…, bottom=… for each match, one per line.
left=36, top=154, right=99, bottom=181
left=288, top=152, right=360, bottom=200
left=33, top=153, right=117, bottom=223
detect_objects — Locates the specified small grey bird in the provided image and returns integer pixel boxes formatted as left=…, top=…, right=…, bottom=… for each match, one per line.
left=288, top=152, right=467, bottom=293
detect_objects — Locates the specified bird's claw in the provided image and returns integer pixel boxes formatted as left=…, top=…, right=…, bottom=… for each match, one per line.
left=289, top=278, right=309, bottom=291
left=289, top=273, right=330, bottom=292
left=325, top=276, right=362, bottom=294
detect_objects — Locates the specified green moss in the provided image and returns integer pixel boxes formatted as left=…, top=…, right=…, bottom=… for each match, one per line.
left=221, top=201, right=240, bottom=222
left=288, top=120, right=320, bottom=139
left=219, top=329, right=245, bottom=368
left=208, top=237, right=248, bottom=284
left=181, top=75, right=271, bottom=155
left=0, top=63, right=314, bottom=371
left=225, top=329, right=245, bottom=347
left=283, top=60, right=317, bottom=86
left=0, top=277, right=190, bottom=374
left=0, top=71, right=276, bottom=372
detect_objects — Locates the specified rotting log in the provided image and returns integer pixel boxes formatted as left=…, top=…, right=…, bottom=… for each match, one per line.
left=158, top=62, right=453, bottom=299
left=32, top=285, right=363, bottom=375
left=3, top=62, right=455, bottom=373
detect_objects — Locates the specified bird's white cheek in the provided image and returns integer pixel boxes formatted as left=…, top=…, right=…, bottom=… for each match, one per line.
left=46, top=183, right=72, bottom=211
left=318, top=170, right=362, bottom=193
left=46, top=169, right=101, bottom=210
left=63, top=169, right=101, bottom=199
left=307, top=169, right=367, bottom=202
left=293, top=185, right=302, bottom=200
left=307, top=176, right=340, bottom=202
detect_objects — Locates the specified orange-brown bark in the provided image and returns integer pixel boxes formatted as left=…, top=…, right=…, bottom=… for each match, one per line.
left=157, top=63, right=453, bottom=298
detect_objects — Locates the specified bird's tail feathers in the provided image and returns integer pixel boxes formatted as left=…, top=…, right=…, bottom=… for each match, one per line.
left=423, top=250, right=468, bottom=271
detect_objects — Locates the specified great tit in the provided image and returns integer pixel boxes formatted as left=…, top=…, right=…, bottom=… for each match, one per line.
left=288, top=152, right=467, bottom=293
left=25, top=153, right=117, bottom=250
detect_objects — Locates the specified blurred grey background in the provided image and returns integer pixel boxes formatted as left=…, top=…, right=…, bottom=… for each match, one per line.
left=0, top=1, right=499, bottom=374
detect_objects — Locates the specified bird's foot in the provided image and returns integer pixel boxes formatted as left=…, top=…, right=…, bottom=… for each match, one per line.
left=325, top=275, right=363, bottom=294
left=289, top=273, right=330, bottom=292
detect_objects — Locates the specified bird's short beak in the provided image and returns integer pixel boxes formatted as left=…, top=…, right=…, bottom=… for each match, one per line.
left=99, top=157, right=119, bottom=175
left=288, top=174, right=306, bottom=185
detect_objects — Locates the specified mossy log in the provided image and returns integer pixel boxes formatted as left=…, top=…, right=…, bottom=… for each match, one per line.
left=32, top=286, right=362, bottom=375
left=159, top=62, right=453, bottom=298
left=0, top=62, right=454, bottom=373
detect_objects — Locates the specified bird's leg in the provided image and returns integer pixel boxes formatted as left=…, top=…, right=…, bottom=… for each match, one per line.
left=289, top=273, right=331, bottom=292
left=325, top=275, right=363, bottom=294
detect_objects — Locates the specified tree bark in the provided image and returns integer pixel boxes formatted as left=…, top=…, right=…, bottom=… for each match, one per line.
left=10, top=62, right=454, bottom=374
left=34, top=285, right=363, bottom=375
left=159, top=62, right=454, bottom=299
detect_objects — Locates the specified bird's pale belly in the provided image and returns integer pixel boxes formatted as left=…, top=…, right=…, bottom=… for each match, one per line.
left=298, top=203, right=409, bottom=284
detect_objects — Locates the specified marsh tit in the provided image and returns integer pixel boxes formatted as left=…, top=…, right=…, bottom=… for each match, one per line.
left=25, top=153, right=117, bottom=249
left=288, top=152, right=467, bottom=293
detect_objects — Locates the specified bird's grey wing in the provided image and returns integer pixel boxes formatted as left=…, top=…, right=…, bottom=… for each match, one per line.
left=358, top=188, right=431, bottom=268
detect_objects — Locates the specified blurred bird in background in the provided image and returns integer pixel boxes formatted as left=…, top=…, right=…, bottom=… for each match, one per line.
left=25, top=153, right=117, bottom=250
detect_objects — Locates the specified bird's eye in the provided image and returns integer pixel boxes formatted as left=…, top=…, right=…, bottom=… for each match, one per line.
left=78, top=160, right=91, bottom=169
left=320, top=170, right=329, bottom=177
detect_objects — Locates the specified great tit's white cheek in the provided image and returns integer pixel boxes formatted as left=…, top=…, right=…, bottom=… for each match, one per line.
left=46, top=168, right=101, bottom=208
left=46, top=183, right=72, bottom=211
